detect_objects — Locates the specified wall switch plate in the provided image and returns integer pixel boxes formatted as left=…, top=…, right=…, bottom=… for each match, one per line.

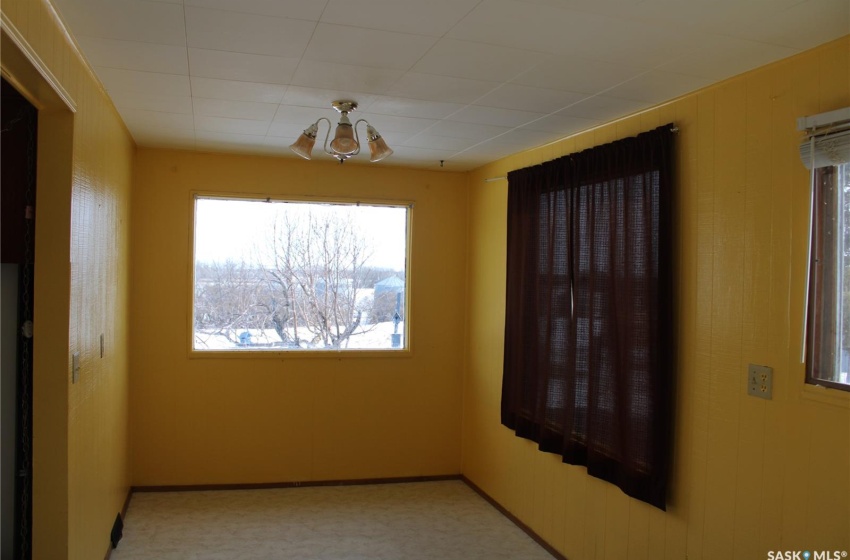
left=72, top=352, right=80, bottom=384
left=747, top=364, right=772, bottom=399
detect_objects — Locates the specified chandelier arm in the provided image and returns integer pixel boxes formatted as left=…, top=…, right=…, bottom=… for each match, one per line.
left=305, top=117, right=332, bottom=156
left=351, top=118, right=369, bottom=156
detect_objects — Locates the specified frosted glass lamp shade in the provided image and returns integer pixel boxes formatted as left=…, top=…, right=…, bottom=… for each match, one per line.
left=368, top=135, right=393, bottom=162
left=329, top=123, right=357, bottom=155
left=290, top=123, right=318, bottom=159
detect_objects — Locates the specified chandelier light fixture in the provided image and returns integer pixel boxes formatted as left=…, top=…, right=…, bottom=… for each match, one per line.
left=289, top=100, right=393, bottom=164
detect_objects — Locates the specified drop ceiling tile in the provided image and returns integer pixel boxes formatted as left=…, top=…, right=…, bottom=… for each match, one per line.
left=195, top=115, right=271, bottom=135
left=119, top=108, right=195, bottom=130
left=482, top=127, right=564, bottom=148
left=386, top=73, right=499, bottom=105
left=401, top=135, right=479, bottom=151
left=615, top=0, right=805, bottom=36
left=53, top=0, right=186, bottom=45
left=266, top=120, right=311, bottom=139
left=77, top=37, right=188, bottom=74
left=604, top=71, right=714, bottom=104
left=574, top=23, right=705, bottom=69
left=728, top=0, right=849, bottom=50
left=184, top=0, right=328, bottom=20
left=367, top=97, right=465, bottom=120
left=188, top=49, right=299, bottom=84
left=450, top=105, right=547, bottom=128
left=428, top=120, right=513, bottom=141
left=557, top=95, right=649, bottom=122
left=302, top=24, right=437, bottom=71
left=447, top=0, right=620, bottom=56
left=281, top=87, right=381, bottom=111
left=659, top=35, right=800, bottom=81
left=291, top=60, right=404, bottom=95
left=412, top=39, right=542, bottom=83
left=270, top=105, right=335, bottom=126
left=193, top=98, right=278, bottom=120
left=519, top=113, right=600, bottom=135
left=475, top=84, right=588, bottom=114
left=388, top=145, right=462, bottom=162
left=352, top=113, right=438, bottom=134
left=110, top=91, right=194, bottom=114
left=320, top=0, right=480, bottom=36
left=512, top=55, right=647, bottom=95
left=195, top=130, right=269, bottom=146
left=455, top=142, right=520, bottom=161
left=185, top=6, right=315, bottom=57
left=96, top=67, right=191, bottom=96
left=190, top=77, right=287, bottom=103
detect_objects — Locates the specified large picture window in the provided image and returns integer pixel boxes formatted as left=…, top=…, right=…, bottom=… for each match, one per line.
left=501, top=125, right=675, bottom=509
left=192, top=196, right=409, bottom=352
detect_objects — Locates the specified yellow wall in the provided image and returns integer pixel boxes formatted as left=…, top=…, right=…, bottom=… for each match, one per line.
left=1, top=1, right=135, bottom=559
left=463, top=36, right=850, bottom=559
left=130, top=151, right=467, bottom=485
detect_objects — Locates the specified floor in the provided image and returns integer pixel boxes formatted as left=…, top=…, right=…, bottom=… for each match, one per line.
left=110, top=480, right=556, bottom=560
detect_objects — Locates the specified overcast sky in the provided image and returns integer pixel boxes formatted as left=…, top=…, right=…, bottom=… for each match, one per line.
left=193, top=197, right=408, bottom=271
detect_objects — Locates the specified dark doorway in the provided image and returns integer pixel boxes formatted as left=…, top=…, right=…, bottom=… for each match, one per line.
left=2, top=76, right=37, bottom=560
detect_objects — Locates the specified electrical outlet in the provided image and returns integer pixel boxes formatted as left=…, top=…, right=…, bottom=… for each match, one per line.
left=747, top=364, right=772, bottom=400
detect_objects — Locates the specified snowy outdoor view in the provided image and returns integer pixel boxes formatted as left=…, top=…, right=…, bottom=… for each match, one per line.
left=193, top=197, right=408, bottom=351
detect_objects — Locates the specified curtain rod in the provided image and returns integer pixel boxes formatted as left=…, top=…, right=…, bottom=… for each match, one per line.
left=483, top=125, right=679, bottom=182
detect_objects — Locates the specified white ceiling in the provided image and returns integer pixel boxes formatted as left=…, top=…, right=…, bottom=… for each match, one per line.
left=52, top=0, right=848, bottom=171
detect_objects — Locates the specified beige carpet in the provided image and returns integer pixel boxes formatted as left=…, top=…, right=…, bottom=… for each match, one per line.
left=110, top=480, right=556, bottom=559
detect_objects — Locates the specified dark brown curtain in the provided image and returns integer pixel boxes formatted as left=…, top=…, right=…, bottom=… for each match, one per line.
left=502, top=124, right=674, bottom=510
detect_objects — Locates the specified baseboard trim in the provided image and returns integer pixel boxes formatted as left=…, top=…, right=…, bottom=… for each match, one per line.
left=104, top=487, right=133, bottom=560
left=132, top=474, right=462, bottom=493
left=461, top=476, right=567, bottom=560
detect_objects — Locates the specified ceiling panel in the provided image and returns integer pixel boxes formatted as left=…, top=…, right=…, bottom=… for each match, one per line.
left=194, top=116, right=272, bottom=135
left=185, top=6, right=315, bottom=56
left=56, top=0, right=186, bottom=45
left=189, top=77, right=287, bottom=103
left=76, top=37, right=189, bottom=74
left=184, top=0, right=328, bottom=20
left=320, top=0, right=480, bottom=36
left=290, top=60, right=404, bottom=94
left=386, top=73, right=500, bottom=105
left=192, top=98, right=279, bottom=121
left=96, top=68, right=191, bottom=97
left=111, top=91, right=194, bottom=114
left=474, top=85, right=588, bottom=114
left=411, top=38, right=543, bottom=82
left=187, top=49, right=299, bottom=84
left=49, top=0, right=846, bottom=170
left=302, top=24, right=437, bottom=71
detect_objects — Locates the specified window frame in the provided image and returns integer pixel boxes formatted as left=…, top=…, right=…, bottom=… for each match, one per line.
left=806, top=164, right=850, bottom=392
left=188, top=192, right=414, bottom=358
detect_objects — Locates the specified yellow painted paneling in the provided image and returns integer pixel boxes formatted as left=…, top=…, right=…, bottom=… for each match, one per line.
left=463, top=36, right=850, bottom=560
left=130, top=151, right=467, bottom=485
left=1, top=1, right=135, bottom=559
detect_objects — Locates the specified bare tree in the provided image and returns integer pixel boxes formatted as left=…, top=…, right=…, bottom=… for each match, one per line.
left=263, top=206, right=377, bottom=348
left=194, top=259, right=268, bottom=346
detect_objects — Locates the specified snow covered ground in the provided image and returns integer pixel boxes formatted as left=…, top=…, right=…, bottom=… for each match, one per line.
left=193, top=320, right=405, bottom=351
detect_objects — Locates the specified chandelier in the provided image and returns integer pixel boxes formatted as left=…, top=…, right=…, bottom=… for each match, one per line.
left=289, top=100, right=393, bottom=164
